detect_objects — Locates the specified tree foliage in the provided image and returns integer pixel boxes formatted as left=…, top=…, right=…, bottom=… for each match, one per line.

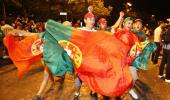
left=89, top=0, right=112, bottom=17
left=66, top=0, right=112, bottom=18
left=5, top=0, right=112, bottom=20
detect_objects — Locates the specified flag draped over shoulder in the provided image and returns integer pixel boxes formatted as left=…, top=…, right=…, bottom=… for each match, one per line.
left=3, top=34, right=42, bottom=77
left=44, top=20, right=133, bottom=96
left=133, top=41, right=156, bottom=70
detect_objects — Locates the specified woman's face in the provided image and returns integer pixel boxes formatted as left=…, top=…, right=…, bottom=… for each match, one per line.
left=123, top=20, right=133, bottom=31
left=133, top=21, right=143, bottom=31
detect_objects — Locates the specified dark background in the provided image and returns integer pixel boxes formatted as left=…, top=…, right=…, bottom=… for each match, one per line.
left=0, top=0, right=169, bottom=27
left=104, top=0, right=169, bottom=19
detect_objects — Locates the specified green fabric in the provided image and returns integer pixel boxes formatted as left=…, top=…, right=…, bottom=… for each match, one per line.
left=133, top=41, right=156, bottom=70
left=124, top=17, right=133, bottom=23
left=38, top=32, right=45, bottom=38
left=42, top=20, right=74, bottom=76
left=45, top=20, right=73, bottom=41
left=133, top=30, right=146, bottom=41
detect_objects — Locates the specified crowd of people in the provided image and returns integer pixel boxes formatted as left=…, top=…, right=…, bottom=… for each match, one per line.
left=152, top=21, right=170, bottom=83
left=1, top=5, right=170, bottom=100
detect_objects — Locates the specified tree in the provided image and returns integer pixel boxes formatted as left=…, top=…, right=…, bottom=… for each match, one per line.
left=89, top=0, right=112, bottom=17
left=4, top=0, right=112, bottom=21
left=65, top=0, right=112, bottom=21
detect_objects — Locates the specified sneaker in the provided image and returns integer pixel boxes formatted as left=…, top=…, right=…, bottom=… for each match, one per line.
left=74, top=95, right=79, bottom=100
left=33, top=95, right=41, bottom=100
left=165, top=79, right=170, bottom=83
left=158, top=74, right=166, bottom=78
left=2, top=55, right=9, bottom=59
left=129, top=89, right=139, bottom=100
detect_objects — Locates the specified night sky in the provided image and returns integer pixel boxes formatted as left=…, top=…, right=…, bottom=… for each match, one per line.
left=0, top=0, right=169, bottom=25
left=133, top=0, right=169, bottom=19
left=105, top=0, right=170, bottom=21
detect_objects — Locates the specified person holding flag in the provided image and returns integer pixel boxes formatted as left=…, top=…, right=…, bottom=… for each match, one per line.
left=4, top=19, right=134, bottom=100
left=74, top=6, right=98, bottom=100
left=114, top=17, right=140, bottom=99
left=4, top=11, right=142, bottom=100
left=97, top=18, right=111, bottom=32
left=128, top=18, right=156, bottom=99
left=33, top=21, right=73, bottom=100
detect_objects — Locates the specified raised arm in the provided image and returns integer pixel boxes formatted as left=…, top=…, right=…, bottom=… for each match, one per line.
left=111, top=11, right=125, bottom=29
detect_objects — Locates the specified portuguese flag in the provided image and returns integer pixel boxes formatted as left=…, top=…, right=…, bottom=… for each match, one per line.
left=3, top=33, right=42, bottom=77
left=4, top=19, right=133, bottom=96
left=43, top=20, right=133, bottom=96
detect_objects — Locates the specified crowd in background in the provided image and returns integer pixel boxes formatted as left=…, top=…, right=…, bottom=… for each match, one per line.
left=0, top=12, right=170, bottom=100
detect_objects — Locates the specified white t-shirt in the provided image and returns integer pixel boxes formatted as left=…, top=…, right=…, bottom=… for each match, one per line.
left=77, top=27, right=97, bottom=32
left=154, top=26, right=162, bottom=42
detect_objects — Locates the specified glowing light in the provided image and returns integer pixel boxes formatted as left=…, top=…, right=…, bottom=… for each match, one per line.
left=127, top=2, right=132, bottom=7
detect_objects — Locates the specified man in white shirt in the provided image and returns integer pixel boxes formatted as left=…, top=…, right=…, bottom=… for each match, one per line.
left=74, top=6, right=98, bottom=100
left=152, top=21, right=165, bottom=64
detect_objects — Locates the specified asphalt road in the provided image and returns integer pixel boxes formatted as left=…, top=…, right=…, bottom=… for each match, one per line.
left=0, top=59, right=170, bottom=100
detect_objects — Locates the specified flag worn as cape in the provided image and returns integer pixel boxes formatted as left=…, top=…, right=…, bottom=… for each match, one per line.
left=3, top=34, right=42, bottom=77
left=133, top=41, right=156, bottom=70
left=44, top=20, right=133, bottom=96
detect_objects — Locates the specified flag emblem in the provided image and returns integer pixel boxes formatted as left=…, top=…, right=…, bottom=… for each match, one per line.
left=31, top=39, right=44, bottom=56
left=58, top=40, right=82, bottom=68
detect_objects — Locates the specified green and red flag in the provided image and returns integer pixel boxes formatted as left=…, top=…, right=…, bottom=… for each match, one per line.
left=43, top=20, right=133, bottom=96
left=4, top=19, right=134, bottom=96
left=3, top=33, right=42, bottom=77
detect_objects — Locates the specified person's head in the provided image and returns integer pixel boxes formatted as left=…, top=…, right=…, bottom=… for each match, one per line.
left=1, top=20, right=6, bottom=26
left=123, top=17, right=133, bottom=31
left=84, top=13, right=95, bottom=29
left=167, top=18, right=170, bottom=25
left=98, top=18, right=107, bottom=30
left=16, top=22, right=23, bottom=30
left=133, top=19, right=143, bottom=31
left=62, top=21, right=72, bottom=27
left=158, top=21, right=166, bottom=28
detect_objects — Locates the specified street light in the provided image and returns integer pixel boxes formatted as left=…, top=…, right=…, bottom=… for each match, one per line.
left=127, top=2, right=132, bottom=7
left=125, top=2, right=132, bottom=12
left=151, top=15, right=155, bottom=17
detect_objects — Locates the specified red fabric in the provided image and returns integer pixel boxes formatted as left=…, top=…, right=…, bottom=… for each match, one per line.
left=115, top=29, right=139, bottom=65
left=3, top=34, right=42, bottom=78
left=70, top=29, right=133, bottom=96
left=114, top=29, right=138, bottom=48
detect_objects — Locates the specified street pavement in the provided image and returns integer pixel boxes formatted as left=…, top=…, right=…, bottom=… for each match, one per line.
left=0, top=59, right=170, bottom=100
